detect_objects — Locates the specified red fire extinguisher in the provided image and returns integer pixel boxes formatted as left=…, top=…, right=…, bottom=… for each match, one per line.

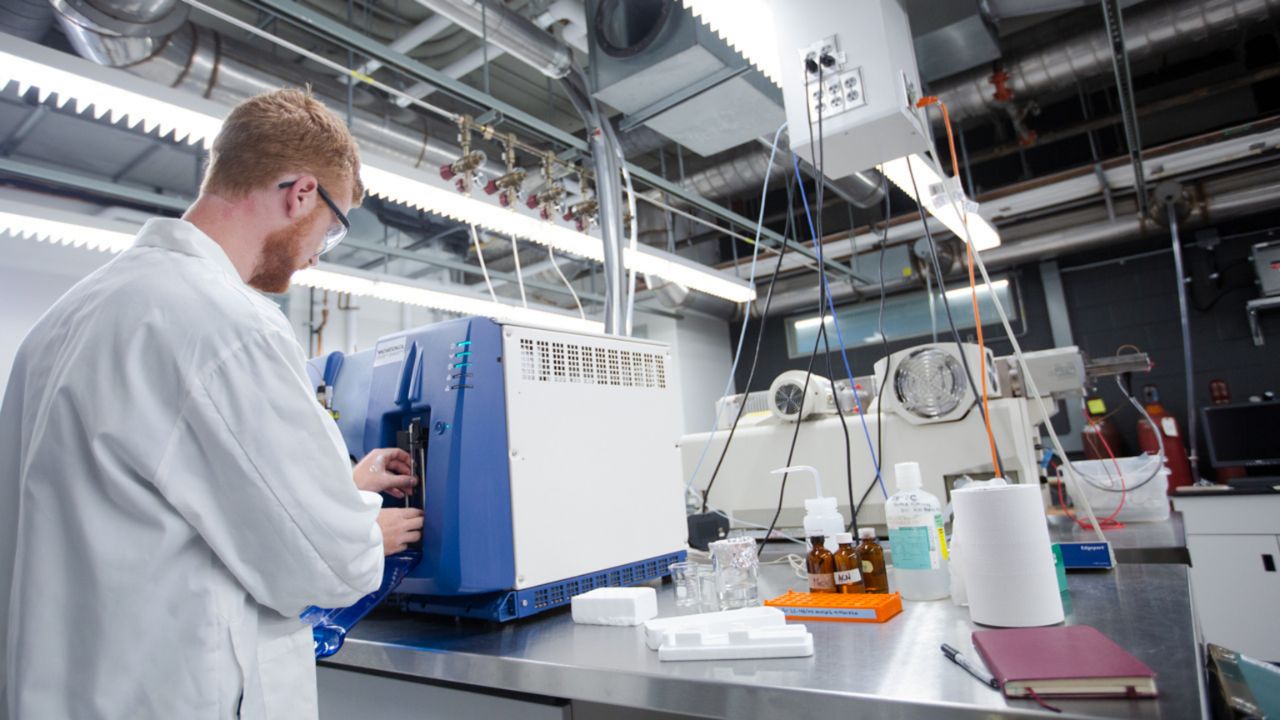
left=1082, top=397, right=1127, bottom=460
left=1137, top=384, right=1193, bottom=494
left=1209, top=379, right=1246, bottom=484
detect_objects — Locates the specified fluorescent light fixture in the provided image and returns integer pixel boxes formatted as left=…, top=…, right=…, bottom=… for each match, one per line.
left=944, top=278, right=1008, bottom=301
left=0, top=202, right=138, bottom=253
left=0, top=200, right=603, bottom=334
left=879, top=154, right=1002, bottom=251
left=681, top=0, right=781, bottom=86
left=293, top=265, right=602, bottom=334
left=0, top=34, right=222, bottom=147
left=793, top=315, right=835, bottom=330
left=0, top=32, right=755, bottom=304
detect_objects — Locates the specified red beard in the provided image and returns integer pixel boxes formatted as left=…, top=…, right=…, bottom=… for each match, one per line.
left=248, top=209, right=322, bottom=293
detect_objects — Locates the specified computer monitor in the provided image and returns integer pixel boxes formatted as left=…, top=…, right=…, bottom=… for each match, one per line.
left=1201, top=402, right=1280, bottom=468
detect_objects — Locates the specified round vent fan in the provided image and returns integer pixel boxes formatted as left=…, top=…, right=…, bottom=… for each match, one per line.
left=773, top=382, right=806, bottom=416
left=767, top=370, right=831, bottom=423
left=893, top=347, right=969, bottom=419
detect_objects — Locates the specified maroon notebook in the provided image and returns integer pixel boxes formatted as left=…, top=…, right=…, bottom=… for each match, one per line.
left=972, top=625, right=1158, bottom=699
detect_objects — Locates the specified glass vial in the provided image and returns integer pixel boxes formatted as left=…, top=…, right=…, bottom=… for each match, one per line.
left=832, top=532, right=864, bottom=593
left=807, top=534, right=837, bottom=593
left=856, top=528, right=888, bottom=594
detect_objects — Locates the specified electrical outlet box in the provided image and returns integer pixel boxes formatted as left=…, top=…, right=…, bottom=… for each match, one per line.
left=773, top=0, right=932, bottom=180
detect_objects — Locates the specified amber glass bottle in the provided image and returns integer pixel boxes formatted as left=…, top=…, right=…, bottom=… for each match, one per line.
left=856, top=528, right=888, bottom=594
left=806, top=535, right=837, bottom=593
left=832, top=532, right=864, bottom=593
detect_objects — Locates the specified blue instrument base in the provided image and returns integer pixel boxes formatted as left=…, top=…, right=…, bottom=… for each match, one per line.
left=392, top=550, right=688, bottom=622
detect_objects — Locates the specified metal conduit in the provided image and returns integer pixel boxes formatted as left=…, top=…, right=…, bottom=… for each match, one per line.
left=935, top=0, right=1280, bottom=124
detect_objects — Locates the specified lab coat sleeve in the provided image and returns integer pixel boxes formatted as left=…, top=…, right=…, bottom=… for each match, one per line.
left=0, top=362, right=25, bottom=720
left=154, top=326, right=384, bottom=616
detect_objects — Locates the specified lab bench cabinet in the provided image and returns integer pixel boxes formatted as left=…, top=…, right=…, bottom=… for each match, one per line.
left=1172, top=491, right=1280, bottom=662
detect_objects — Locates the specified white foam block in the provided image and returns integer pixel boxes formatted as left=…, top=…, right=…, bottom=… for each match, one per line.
left=657, top=625, right=814, bottom=662
left=570, top=587, right=658, bottom=626
left=642, top=606, right=786, bottom=650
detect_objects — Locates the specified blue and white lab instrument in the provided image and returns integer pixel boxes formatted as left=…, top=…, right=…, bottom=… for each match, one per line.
left=306, top=317, right=688, bottom=623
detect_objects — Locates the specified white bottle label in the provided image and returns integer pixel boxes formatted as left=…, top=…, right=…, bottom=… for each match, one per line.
left=835, top=569, right=862, bottom=586
left=810, top=573, right=835, bottom=591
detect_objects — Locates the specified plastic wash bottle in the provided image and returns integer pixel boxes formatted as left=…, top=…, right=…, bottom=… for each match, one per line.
left=885, top=461, right=949, bottom=600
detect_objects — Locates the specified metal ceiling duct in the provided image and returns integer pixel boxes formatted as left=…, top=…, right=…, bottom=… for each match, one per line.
left=934, top=0, right=1280, bottom=124
left=43, top=0, right=508, bottom=176
left=755, top=165, right=1280, bottom=317
left=1, top=0, right=55, bottom=42
left=50, top=0, right=188, bottom=66
left=411, top=0, right=574, bottom=79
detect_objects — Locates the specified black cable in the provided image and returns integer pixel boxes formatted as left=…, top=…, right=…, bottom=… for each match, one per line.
left=801, top=60, right=861, bottom=533
left=700, top=173, right=798, bottom=512
left=860, top=178, right=894, bottom=516
left=819, top=333, right=858, bottom=537
left=803, top=175, right=858, bottom=537
left=760, top=274, right=829, bottom=556
left=759, top=162, right=849, bottom=555
left=1193, top=284, right=1255, bottom=312
left=906, top=160, right=1007, bottom=464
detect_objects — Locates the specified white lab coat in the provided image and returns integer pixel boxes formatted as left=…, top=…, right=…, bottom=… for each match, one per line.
left=0, top=218, right=385, bottom=720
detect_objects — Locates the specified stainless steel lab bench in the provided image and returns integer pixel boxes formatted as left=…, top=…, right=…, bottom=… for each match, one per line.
left=318, top=550, right=1206, bottom=719
left=1047, top=511, right=1189, bottom=565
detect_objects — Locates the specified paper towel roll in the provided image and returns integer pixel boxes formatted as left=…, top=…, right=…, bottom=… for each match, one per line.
left=953, top=484, right=1064, bottom=628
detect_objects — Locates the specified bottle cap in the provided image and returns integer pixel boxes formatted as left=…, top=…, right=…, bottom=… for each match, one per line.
left=895, top=461, right=923, bottom=491
left=858, top=527, right=877, bottom=540
left=834, top=532, right=853, bottom=545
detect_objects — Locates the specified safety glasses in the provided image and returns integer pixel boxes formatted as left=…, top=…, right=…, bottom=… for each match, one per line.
left=278, top=179, right=350, bottom=255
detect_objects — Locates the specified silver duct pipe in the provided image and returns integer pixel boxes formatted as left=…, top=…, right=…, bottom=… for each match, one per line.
left=51, top=0, right=187, bottom=66
left=1, top=0, right=56, bottom=41
left=47, top=4, right=506, bottom=177
left=756, top=167, right=1280, bottom=317
left=935, top=0, right=1280, bottom=124
left=648, top=145, right=885, bottom=209
left=592, top=127, right=626, bottom=333
left=411, top=0, right=573, bottom=79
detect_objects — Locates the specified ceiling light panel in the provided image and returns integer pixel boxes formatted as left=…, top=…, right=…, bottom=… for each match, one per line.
left=0, top=33, right=755, bottom=304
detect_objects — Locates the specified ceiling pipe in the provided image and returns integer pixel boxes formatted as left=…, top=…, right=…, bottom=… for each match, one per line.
left=410, top=0, right=574, bottom=79
left=933, top=0, right=1280, bottom=125
left=43, top=2, right=508, bottom=176
left=1, top=0, right=55, bottom=42
left=755, top=165, right=1280, bottom=318
left=351, top=12, right=455, bottom=78
left=50, top=0, right=187, bottom=66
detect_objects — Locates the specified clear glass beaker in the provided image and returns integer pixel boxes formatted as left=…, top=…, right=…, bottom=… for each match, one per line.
left=697, top=565, right=720, bottom=613
left=668, top=561, right=701, bottom=609
left=710, top=536, right=760, bottom=609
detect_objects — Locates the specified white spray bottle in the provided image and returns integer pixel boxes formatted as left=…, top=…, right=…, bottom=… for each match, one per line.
left=772, top=466, right=845, bottom=553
